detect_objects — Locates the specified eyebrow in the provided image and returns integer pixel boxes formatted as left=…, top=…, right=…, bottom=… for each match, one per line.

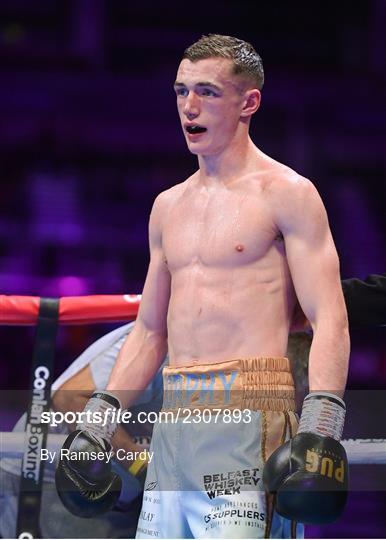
left=173, top=81, right=222, bottom=91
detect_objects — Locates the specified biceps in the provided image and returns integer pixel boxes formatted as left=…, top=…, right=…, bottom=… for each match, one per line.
left=286, top=233, right=343, bottom=324
left=136, top=248, right=171, bottom=335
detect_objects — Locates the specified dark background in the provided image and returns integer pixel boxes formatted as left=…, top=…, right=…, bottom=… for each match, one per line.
left=0, top=1, right=385, bottom=537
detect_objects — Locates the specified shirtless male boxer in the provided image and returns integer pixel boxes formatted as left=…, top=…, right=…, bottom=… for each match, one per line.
left=56, top=34, right=350, bottom=538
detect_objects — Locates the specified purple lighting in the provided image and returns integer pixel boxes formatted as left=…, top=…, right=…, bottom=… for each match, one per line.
left=0, top=2, right=384, bottom=538
left=57, top=275, right=89, bottom=296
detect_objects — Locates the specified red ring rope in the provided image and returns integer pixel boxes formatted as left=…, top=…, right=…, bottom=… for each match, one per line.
left=0, top=294, right=141, bottom=325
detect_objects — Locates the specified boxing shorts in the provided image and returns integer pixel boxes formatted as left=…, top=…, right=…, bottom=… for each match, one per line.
left=136, top=357, right=304, bottom=539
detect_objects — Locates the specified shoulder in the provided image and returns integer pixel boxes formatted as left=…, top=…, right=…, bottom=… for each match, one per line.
left=251, top=151, right=312, bottom=199
left=261, top=156, right=314, bottom=198
left=274, top=171, right=322, bottom=209
left=152, top=174, right=196, bottom=213
left=288, top=171, right=324, bottom=204
left=263, top=162, right=328, bottom=235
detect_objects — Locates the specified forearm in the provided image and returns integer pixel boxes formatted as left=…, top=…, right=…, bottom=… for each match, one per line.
left=52, top=390, right=89, bottom=414
left=308, top=319, right=350, bottom=397
left=107, top=321, right=167, bottom=409
left=52, top=366, right=95, bottom=415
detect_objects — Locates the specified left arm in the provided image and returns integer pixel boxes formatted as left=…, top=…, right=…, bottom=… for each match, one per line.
left=264, top=176, right=350, bottom=525
left=277, top=176, right=350, bottom=397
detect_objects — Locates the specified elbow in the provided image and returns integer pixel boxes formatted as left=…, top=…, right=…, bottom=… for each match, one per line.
left=136, top=311, right=168, bottom=342
left=144, top=324, right=168, bottom=348
left=135, top=317, right=167, bottom=341
left=329, top=313, right=351, bottom=358
left=137, top=321, right=168, bottom=357
left=313, top=308, right=350, bottom=346
left=148, top=330, right=168, bottom=356
left=339, top=306, right=350, bottom=347
left=340, top=320, right=350, bottom=355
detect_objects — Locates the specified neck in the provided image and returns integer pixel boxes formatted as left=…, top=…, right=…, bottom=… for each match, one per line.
left=197, top=133, right=257, bottom=187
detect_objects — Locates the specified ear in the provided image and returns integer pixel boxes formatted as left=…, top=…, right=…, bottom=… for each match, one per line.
left=240, top=89, right=261, bottom=117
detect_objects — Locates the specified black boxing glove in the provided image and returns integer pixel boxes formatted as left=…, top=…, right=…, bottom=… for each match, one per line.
left=55, top=392, right=122, bottom=518
left=263, top=392, right=348, bottom=524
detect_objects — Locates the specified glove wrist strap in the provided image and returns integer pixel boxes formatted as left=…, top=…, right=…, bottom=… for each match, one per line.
left=298, top=392, right=346, bottom=441
left=76, top=392, right=122, bottom=442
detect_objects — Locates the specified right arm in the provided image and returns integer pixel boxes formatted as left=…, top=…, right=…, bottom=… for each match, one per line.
left=55, top=192, right=171, bottom=516
left=107, top=192, right=171, bottom=408
left=52, top=365, right=149, bottom=468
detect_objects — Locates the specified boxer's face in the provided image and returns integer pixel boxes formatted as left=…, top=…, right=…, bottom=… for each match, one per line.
left=174, top=57, right=256, bottom=156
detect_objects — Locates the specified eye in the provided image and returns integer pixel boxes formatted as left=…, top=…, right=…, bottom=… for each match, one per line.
left=201, top=88, right=218, bottom=97
left=175, top=87, right=188, bottom=97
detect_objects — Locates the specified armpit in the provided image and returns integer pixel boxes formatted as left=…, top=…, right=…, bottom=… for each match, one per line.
left=275, top=231, right=284, bottom=242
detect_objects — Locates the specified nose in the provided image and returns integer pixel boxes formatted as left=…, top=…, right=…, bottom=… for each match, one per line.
left=183, top=91, right=200, bottom=119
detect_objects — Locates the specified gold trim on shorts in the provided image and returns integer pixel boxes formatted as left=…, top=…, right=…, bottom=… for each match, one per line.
left=162, top=357, right=296, bottom=412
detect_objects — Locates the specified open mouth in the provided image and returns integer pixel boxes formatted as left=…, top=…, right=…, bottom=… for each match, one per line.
left=185, top=125, right=207, bottom=135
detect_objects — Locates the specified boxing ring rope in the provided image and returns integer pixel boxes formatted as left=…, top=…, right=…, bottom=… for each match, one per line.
left=1, top=293, right=385, bottom=468
left=0, top=293, right=141, bottom=325
left=1, top=294, right=143, bottom=538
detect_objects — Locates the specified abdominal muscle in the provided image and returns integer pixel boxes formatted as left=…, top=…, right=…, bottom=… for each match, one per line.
left=166, top=258, right=296, bottom=367
left=162, top=168, right=298, bottom=367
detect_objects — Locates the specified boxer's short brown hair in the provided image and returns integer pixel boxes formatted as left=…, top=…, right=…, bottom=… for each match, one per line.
left=183, top=34, right=264, bottom=90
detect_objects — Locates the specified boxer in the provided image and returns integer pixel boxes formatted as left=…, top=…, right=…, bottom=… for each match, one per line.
left=56, top=34, right=350, bottom=538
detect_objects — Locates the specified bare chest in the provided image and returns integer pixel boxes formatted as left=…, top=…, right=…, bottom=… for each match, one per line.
left=162, top=191, right=281, bottom=270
